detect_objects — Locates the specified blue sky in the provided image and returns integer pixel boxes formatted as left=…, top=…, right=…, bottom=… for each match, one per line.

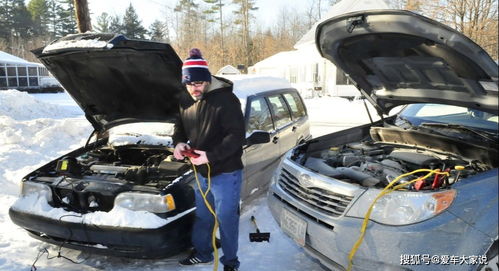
left=87, top=0, right=315, bottom=29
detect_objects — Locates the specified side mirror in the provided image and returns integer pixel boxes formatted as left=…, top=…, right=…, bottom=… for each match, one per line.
left=246, top=130, right=270, bottom=146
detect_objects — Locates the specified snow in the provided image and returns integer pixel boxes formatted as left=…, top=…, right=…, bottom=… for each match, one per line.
left=11, top=192, right=195, bottom=229
left=42, top=36, right=111, bottom=54
left=221, top=75, right=294, bottom=114
left=108, top=122, right=175, bottom=147
left=227, top=75, right=291, bottom=97
left=0, top=51, right=31, bottom=64
left=0, top=89, right=372, bottom=271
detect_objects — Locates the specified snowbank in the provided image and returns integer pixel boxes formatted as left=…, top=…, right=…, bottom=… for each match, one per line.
left=0, top=89, right=81, bottom=120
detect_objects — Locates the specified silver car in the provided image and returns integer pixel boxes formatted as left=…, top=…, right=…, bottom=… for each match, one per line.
left=268, top=10, right=498, bottom=271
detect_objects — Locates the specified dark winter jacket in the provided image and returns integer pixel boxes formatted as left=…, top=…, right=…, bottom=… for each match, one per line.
left=172, top=76, right=245, bottom=177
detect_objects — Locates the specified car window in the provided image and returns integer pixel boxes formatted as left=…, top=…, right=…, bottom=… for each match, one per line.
left=268, top=94, right=292, bottom=128
left=283, top=92, right=306, bottom=119
left=247, top=97, right=274, bottom=133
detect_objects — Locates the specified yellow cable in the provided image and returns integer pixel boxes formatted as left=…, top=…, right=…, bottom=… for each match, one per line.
left=192, top=163, right=219, bottom=271
left=346, top=169, right=450, bottom=271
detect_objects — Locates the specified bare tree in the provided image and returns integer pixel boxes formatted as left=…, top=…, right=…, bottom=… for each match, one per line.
left=419, top=0, right=498, bottom=59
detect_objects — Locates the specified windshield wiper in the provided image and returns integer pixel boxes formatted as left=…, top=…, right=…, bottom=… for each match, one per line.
left=419, top=122, right=498, bottom=143
left=396, top=116, right=414, bottom=127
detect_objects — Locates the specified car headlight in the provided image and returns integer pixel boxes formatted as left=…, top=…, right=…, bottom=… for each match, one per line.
left=346, top=189, right=456, bottom=225
left=114, top=192, right=176, bottom=213
left=20, top=181, right=53, bottom=202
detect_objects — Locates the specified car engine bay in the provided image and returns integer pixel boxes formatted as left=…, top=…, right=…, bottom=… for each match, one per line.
left=28, top=142, right=192, bottom=214
left=292, top=126, right=497, bottom=190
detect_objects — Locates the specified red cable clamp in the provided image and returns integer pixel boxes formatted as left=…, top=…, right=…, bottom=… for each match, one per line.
left=181, top=149, right=200, bottom=158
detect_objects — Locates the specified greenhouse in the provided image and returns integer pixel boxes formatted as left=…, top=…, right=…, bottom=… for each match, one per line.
left=0, top=51, right=61, bottom=92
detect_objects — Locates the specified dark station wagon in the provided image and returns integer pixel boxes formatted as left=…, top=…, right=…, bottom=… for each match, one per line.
left=9, top=33, right=310, bottom=258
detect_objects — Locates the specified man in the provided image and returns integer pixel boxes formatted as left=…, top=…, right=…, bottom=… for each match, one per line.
left=173, top=48, right=245, bottom=271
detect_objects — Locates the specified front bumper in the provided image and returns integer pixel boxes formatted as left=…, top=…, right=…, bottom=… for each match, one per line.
left=268, top=178, right=492, bottom=271
left=9, top=207, right=195, bottom=258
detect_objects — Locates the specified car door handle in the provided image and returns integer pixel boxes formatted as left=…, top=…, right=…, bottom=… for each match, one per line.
left=272, top=136, right=279, bottom=144
left=292, top=126, right=297, bottom=132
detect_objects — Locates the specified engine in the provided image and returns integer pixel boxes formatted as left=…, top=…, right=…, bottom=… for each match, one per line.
left=302, top=141, right=487, bottom=190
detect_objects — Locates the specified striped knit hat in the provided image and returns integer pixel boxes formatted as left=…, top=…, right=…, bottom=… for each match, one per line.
left=182, top=48, right=212, bottom=84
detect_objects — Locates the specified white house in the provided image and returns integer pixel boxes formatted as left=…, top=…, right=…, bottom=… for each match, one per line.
left=0, top=51, right=61, bottom=92
left=216, top=65, right=241, bottom=75
left=248, top=0, right=389, bottom=98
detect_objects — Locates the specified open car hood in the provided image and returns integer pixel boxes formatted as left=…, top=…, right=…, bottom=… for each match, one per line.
left=33, top=33, right=185, bottom=131
left=316, top=10, right=498, bottom=115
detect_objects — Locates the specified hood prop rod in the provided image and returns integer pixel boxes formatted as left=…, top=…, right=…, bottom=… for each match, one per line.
left=362, top=98, right=374, bottom=124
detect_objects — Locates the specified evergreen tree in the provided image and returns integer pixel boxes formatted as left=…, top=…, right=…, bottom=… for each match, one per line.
left=57, top=0, right=77, bottom=36
left=203, top=0, right=226, bottom=58
left=0, top=0, right=15, bottom=39
left=94, top=12, right=110, bottom=33
left=122, top=3, right=147, bottom=39
left=109, top=15, right=123, bottom=34
left=45, top=0, right=61, bottom=38
left=232, top=0, right=258, bottom=68
left=0, top=0, right=33, bottom=39
left=11, top=0, right=33, bottom=38
left=174, top=0, right=200, bottom=51
left=149, top=20, right=168, bottom=42
left=27, top=0, right=49, bottom=36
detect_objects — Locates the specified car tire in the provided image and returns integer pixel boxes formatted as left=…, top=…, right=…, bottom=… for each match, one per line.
left=479, top=240, right=498, bottom=271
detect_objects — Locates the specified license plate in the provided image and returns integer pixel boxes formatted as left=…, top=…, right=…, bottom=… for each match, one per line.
left=280, top=208, right=307, bottom=246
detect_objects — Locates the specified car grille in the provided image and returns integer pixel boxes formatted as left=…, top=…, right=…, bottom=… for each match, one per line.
left=53, top=186, right=115, bottom=213
left=278, top=168, right=354, bottom=217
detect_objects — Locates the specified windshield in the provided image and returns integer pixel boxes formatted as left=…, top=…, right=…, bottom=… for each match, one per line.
left=397, top=104, right=498, bottom=133
left=107, top=122, right=175, bottom=146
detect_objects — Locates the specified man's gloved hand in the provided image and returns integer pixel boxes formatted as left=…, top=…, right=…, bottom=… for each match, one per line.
left=174, top=142, right=189, bottom=160
left=190, top=150, right=209, bottom=165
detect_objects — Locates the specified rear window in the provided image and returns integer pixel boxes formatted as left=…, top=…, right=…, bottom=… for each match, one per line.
left=283, top=92, right=306, bottom=119
left=268, top=95, right=292, bottom=128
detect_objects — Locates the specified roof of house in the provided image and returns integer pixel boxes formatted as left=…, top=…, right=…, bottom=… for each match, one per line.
left=0, top=51, right=41, bottom=66
left=216, top=65, right=241, bottom=75
left=294, top=0, right=390, bottom=49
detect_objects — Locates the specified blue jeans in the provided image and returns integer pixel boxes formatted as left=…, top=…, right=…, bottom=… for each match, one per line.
left=192, top=169, right=242, bottom=268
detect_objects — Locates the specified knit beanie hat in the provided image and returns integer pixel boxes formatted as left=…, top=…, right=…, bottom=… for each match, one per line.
left=182, top=48, right=212, bottom=84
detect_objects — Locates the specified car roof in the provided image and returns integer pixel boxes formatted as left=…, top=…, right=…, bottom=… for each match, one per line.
left=222, top=75, right=293, bottom=99
left=220, top=75, right=295, bottom=114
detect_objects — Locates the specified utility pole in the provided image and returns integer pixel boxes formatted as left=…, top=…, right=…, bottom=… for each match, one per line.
left=73, top=0, right=92, bottom=33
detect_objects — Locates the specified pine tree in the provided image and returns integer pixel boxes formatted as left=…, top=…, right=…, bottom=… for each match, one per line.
left=203, top=0, right=226, bottom=59
left=45, top=0, right=61, bottom=38
left=57, top=0, right=77, bottom=36
left=109, top=15, right=123, bottom=34
left=94, top=12, right=110, bottom=33
left=11, top=0, right=33, bottom=38
left=149, top=20, right=168, bottom=42
left=174, top=0, right=200, bottom=52
left=232, top=0, right=258, bottom=68
left=1, top=0, right=33, bottom=39
left=122, top=3, right=147, bottom=39
left=27, top=0, right=49, bottom=36
left=0, top=0, right=15, bottom=39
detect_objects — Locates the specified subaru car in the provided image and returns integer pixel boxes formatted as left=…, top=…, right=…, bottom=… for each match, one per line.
left=9, top=33, right=310, bottom=258
left=268, top=10, right=498, bottom=271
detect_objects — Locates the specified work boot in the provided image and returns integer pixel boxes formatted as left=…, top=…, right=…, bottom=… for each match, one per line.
left=224, top=265, right=239, bottom=271
left=178, top=251, right=212, bottom=266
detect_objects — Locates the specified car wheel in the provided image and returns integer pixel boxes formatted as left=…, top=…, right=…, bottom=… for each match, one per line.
left=480, top=240, right=498, bottom=271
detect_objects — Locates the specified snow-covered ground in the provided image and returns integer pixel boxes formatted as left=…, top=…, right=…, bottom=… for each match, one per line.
left=0, top=90, right=373, bottom=271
